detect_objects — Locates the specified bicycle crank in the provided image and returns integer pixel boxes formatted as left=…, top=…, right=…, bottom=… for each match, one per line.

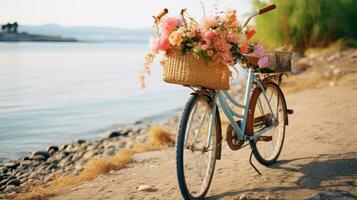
left=226, top=120, right=245, bottom=150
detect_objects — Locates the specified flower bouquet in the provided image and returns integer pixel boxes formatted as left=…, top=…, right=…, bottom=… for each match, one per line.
left=141, top=8, right=269, bottom=90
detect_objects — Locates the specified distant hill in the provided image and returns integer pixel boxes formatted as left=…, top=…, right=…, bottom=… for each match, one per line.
left=0, top=32, right=77, bottom=42
left=18, top=24, right=151, bottom=43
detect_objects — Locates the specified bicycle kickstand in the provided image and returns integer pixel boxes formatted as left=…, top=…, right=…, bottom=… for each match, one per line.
left=249, top=151, right=262, bottom=175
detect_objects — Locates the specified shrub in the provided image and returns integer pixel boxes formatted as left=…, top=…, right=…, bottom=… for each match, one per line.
left=253, top=0, right=357, bottom=52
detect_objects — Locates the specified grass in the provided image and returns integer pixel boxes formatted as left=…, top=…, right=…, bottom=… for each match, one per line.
left=15, top=126, right=174, bottom=200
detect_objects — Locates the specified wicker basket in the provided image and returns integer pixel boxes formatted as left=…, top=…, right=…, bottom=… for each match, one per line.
left=245, top=51, right=292, bottom=73
left=266, top=51, right=292, bottom=72
left=162, top=54, right=231, bottom=90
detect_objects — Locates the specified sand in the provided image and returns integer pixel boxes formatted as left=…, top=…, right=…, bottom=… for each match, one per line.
left=45, top=69, right=357, bottom=200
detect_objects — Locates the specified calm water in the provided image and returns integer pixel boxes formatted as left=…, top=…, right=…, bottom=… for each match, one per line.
left=0, top=42, right=189, bottom=162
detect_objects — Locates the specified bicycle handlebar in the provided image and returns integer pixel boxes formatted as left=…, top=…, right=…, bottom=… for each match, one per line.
left=243, top=4, right=277, bottom=28
left=258, top=4, right=276, bottom=15
left=154, top=8, right=168, bottom=24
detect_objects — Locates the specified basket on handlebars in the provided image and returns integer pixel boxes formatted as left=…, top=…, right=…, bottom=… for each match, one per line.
left=245, top=51, right=292, bottom=73
left=266, top=51, right=292, bottom=72
left=162, top=54, right=231, bottom=90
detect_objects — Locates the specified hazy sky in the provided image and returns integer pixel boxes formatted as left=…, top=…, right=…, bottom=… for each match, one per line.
left=0, top=0, right=253, bottom=28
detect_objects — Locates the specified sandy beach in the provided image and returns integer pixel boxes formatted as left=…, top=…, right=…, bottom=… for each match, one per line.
left=48, top=70, right=357, bottom=200
left=1, top=48, right=356, bottom=200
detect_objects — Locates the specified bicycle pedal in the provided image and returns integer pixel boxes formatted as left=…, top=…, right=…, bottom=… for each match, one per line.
left=287, top=109, right=294, bottom=115
left=258, top=136, right=272, bottom=142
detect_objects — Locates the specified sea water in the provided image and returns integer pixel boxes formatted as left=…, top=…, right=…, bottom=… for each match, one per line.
left=0, top=42, right=189, bottom=162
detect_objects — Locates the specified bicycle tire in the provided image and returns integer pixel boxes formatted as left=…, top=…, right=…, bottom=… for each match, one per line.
left=176, top=94, right=219, bottom=200
left=248, top=82, right=287, bottom=166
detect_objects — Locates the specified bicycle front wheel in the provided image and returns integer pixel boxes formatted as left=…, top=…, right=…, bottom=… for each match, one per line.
left=248, top=82, right=287, bottom=166
left=176, top=94, right=218, bottom=200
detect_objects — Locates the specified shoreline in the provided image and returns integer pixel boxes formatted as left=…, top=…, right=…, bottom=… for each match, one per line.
left=0, top=106, right=183, bottom=163
left=0, top=106, right=181, bottom=196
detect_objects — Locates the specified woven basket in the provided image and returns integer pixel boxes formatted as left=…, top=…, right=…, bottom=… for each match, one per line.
left=266, top=51, right=292, bottom=72
left=162, top=54, right=231, bottom=90
left=245, top=51, right=292, bottom=73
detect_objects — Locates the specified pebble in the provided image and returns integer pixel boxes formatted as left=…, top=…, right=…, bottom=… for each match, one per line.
left=309, top=189, right=351, bottom=200
left=32, top=155, right=48, bottom=162
left=238, top=193, right=248, bottom=200
left=137, top=184, right=156, bottom=192
left=329, top=82, right=336, bottom=87
left=48, top=146, right=59, bottom=154
left=83, top=151, right=97, bottom=160
left=4, top=185, right=17, bottom=193
left=31, top=151, right=50, bottom=158
left=103, top=148, right=116, bottom=157
left=76, top=139, right=86, bottom=145
left=46, top=163, right=58, bottom=171
left=134, top=120, right=144, bottom=125
left=21, top=160, right=33, bottom=167
left=0, top=179, right=9, bottom=187
left=108, top=131, right=129, bottom=138
left=86, top=144, right=98, bottom=151
left=6, top=179, right=21, bottom=187
left=4, top=162, right=20, bottom=170
left=332, top=68, right=342, bottom=75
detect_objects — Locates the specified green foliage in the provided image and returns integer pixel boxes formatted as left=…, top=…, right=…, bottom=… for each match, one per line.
left=253, top=0, right=357, bottom=52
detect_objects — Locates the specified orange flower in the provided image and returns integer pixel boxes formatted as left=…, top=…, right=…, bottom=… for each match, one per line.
left=246, top=28, right=256, bottom=39
left=169, top=30, right=183, bottom=46
left=240, top=42, right=249, bottom=54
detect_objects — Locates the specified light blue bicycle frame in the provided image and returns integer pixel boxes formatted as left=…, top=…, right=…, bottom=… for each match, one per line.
left=189, top=12, right=278, bottom=148
left=205, top=68, right=276, bottom=146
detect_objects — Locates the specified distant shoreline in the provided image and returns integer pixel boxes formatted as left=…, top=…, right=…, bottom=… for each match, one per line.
left=0, top=32, right=77, bottom=42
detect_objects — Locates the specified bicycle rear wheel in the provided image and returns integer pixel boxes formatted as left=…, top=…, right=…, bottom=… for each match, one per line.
left=248, top=82, right=287, bottom=166
left=176, top=94, right=218, bottom=200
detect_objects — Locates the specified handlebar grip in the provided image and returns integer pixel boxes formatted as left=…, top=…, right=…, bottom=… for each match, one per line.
left=154, top=8, right=169, bottom=23
left=258, top=4, right=276, bottom=15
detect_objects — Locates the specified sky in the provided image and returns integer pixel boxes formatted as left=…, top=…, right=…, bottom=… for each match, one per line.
left=0, top=0, right=253, bottom=28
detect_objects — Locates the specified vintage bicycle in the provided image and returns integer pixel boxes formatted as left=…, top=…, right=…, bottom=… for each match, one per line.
left=174, top=4, right=294, bottom=200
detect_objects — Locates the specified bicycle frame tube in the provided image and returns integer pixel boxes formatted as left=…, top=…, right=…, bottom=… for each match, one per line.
left=206, top=101, right=217, bottom=148
left=254, top=76, right=276, bottom=120
left=216, top=68, right=255, bottom=140
left=208, top=68, right=277, bottom=142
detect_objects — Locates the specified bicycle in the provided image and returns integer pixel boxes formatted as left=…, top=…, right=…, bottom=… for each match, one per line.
left=175, top=4, right=294, bottom=199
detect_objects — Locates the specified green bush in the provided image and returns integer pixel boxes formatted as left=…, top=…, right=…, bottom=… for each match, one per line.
left=253, top=0, right=357, bottom=52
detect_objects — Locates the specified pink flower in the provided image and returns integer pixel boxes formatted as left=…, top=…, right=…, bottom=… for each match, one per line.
left=159, top=17, right=182, bottom=37
left=214, top=37, right=231, bottom=53
left=150, top=37, right=160, bottom=52
left=207, top=50, right=214, bottom=57
left=203, top=29, right=215, bottom=41
left=258, top=56, right=270, bottom=68
left=150, top=37, right=170, bottom=52
left=201, top=17, right=218, bottom=30
left=158, top=38, right=170, bottom=51
left=222, top=52, right=233, bottom=65
left=199, top=40, right=209, bottom=50
left=227, top=32, right=240, bottom=43
left=254, top=46, right=265, bottom=57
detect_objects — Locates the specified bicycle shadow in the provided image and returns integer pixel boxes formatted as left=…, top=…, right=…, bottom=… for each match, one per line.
left=208, top=152, right=357, bottom=199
